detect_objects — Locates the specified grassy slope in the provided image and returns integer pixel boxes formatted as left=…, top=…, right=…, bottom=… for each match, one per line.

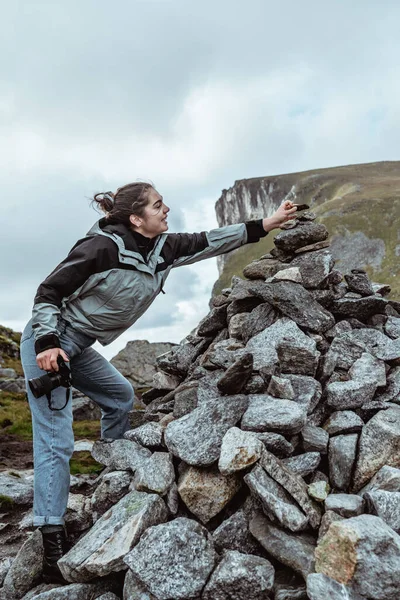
left=213, top=161, right=400, bottom=298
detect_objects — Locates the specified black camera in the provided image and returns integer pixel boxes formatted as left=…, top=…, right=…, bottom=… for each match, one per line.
left=29, top=356, right=71, bottom=400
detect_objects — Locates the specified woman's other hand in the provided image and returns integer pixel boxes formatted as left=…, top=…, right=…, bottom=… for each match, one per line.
left=262, top=201, right=298, bottom=232
left=36, top=348, right=70, bottom=372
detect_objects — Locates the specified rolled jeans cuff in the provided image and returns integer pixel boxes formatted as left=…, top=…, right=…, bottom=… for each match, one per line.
left=33, top=515, right=65, bottom=527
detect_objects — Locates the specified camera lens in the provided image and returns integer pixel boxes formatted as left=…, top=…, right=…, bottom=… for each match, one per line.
left=28, top=372, right=63, bottom=399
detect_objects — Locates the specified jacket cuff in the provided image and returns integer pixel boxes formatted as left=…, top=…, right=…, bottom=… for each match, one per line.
left=34, top=333, right=61, bottom=355
left=245, top=219, right=268, bottom=243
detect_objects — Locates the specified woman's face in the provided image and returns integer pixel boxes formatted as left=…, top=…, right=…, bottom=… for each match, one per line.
left=129, top=188, right=170, bottom=237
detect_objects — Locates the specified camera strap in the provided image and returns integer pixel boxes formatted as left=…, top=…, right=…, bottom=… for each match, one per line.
left=46, top=388, right=70, bottom=411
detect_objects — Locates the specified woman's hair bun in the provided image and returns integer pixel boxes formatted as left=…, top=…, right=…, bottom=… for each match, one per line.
left=92, top=191, right=115, bottom=214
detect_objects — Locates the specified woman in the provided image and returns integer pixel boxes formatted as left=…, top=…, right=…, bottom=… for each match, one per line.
left=20, top=181, right=297, bottom=582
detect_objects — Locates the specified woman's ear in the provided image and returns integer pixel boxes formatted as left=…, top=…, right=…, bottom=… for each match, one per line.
left=129, top=214, right=142, bottom=228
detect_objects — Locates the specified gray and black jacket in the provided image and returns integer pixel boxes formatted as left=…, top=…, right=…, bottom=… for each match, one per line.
left=32, top=218, right=268, bottom=354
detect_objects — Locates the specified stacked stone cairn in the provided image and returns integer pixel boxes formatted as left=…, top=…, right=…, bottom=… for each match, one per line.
left=1, top=211, right=400, bottom=600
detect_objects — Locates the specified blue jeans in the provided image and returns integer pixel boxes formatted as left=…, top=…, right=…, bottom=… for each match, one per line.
left=20, top=318, right=134, bottom=526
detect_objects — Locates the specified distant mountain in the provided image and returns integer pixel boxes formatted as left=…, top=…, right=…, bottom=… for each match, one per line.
left=213, top=161, right=400, bottom=298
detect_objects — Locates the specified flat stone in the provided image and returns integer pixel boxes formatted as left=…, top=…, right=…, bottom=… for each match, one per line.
left=254, top=432, right=294, bottom=458
left=353, top=407, right=400, bottom=491
left=295, top=241, right=331, bottom=255
left=326, top=379, right=377, bottom=410
left=249, top=512, right=316, bottom=579
left=217, top=353, right=253, bottom=395
left=132, top=452, right=175, bottom=495
left=307, top=573, right=365, bottom=600
left=1, top=530, right=43, bottom=599
left=345, top=271, right=374, bottom=296
left=308, top=480, right=330, bottom=502
left=58, top=490, right=168, bottom=582
left=365, top=490, right=400, bottom=532
left=243, top=258, right=281, bottom=280
left=328, top=434, right=358, bottom=491
left=241, top=303, right=278, bottom=344
left=124, top=422, right=163, bottom=447
left=218, top=427, right=263, bottom=474
left=152, top=371, right=181, bottom=390
left=202, top=550, right=275, bottom=600
left=332, top=296, right=387, bottom=321
left=245, top=317, right=318, bottom=372
left=91, top=439, right=151, bottom=472
left=249, top=281, right=335, bottom=333
left=212, top=509, right=262, bottom=555
left=274, top=222, right=328, bottom=253
left=269, top=266, right=303, bottom=284
left=323, top=411, right=364, bottom=436
left=315, top=514, right=400, bottom=600
left=267, top=376, right=295, bottom=399
left=197, top=305, right=228, bottom=336
left=348, top=352, right=386, bottom=387
left=164, top=396, right=248, bottom=466
left=90, top=471, right=132, bottom=521
left=241, top=395, right=307, bottom=435
left=178, top=465, right=241, bottom=523
left=301, top=425, right=329, bottom=453
left=325, top=493, right=365, bottom=517
left=283, top=452, right=321, bottom=478
left=260, top=449, right=321, bottom=528
left=291, top=249, right=334, bottom=289
left=359, top=465, right=400, bottom=495
left=124, top=517, right=216, bottom=599
left=245, top=464, right=309, bottom=532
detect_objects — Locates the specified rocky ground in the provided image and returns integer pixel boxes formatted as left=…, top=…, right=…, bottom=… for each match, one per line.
left=1, top=211, right=400, bottom=599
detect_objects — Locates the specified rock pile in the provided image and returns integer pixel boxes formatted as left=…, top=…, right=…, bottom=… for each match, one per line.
left=1, top=212, right=400, bottom=600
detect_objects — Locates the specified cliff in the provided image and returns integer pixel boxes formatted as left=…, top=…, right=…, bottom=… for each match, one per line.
left=213, top=160, right=400, bottom=298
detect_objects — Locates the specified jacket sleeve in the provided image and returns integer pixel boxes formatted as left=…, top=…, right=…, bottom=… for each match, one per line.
left=164, top=219, right=268, bottom=269
left=32, top=236, right=116, bottom=354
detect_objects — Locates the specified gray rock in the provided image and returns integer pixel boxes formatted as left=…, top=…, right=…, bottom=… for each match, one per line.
left=283, top=452, right=321, bottom=478
left=301, top=425, right=329, bottom=453
left=0, top=378, right=26, bottom=393
left=173, top=383, right=199, bottom=418
left=123, top=570, right=157, bottom=600
left=353, top=407, right=400, bottom=491
left=249, top=512, right=316, bottom=579
left=332, top=296, right=387, bottom=321
left=249, top=281, right=335, bottom=333
left=58, top=490, right=168, bottom=582
left=245, top=318, right=318, bottom=372
left=0, top=557, right=13, bottom=587
left=91, top=471, right=132, bottom=521
left=315, top=514, right=400, bottom=600
left=345, top=270, right=374, bottom=296
left=307, top=573, right=365, bottom=600
left=0, top=473, right=33, bottom=506
left=91, top=439, right=151, bottom=471
left=212, top=510, right=262, bottom=555
left=157, top=337, right=210, bottom=377
left=348, top=352, right=386, bottom=387
left=241, top=395, right=307, bottom=435
left=2, top=530, right=43, bottom=600
left=328, top=434, right=358, bottom=491
left=326, top=378, right=377, bottom=410
left=151, top=370, right=181, bottom=390
left=274, top=222, right=328, bottom=253
left=227, top=297, right=261, bottom=321
left=64, top=493, right=92, bottom=532
left=308, top=480, right=330, bottom=502
left=0, top=367, right=17, bottom=378
left=325, top=320, right=353, bottom=341
left=318, top=509, right=345, bottom=542
left=164, top=396, right=248, bottom=466
left=217, top=353, right=253, bottom=395
left=111, top=339, right=175, bottom=387
left=277, top=338, right=320, bottom=377
left=329, top=328, right=400, bottom=369
left=124, top=517, right=216, bottom=600
left=178, top=465, right=241, bottom=523
left=291, top=249, right=334, bottom=289
left=323, top=411, right=364, bottom=436
left=359, top=465, right=400, bottom=495
left=228, top=313, right=248, bottom=339
left=124, top=422, right=163, bottom=447
left=132, top=452, right=175, bottom=495
left=218, top=427, right=263, bottom=474
left=202, top=549, right=275, bottom=600
left=365, top=490, right=400, bottom=532
left=245, top=464, right=309, bottom=532
left=201, top=339, right=247, bottom=371
left=325, top=493, right=365, bottom=517
left=241, top=303, right=278, bottom=344
left=384, top=316, right=400, bottom=339
left=374, top=366, right=400, bottom=404
left=25, top=583, right=118, bottom=600
left=267, top=376, right=295, bottom=399
left=254, top=432, right=294, bottom=458
left=283, top=374, right=322, bottom=414
left=268, top=266, right=303, bottom=284
left=242, top=257, right=281, bottom=280
left=260, top=449, right=321, bottom=528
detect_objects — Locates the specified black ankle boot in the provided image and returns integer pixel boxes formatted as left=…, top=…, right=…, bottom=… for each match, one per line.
left=40, top=525, right=69, bottom=584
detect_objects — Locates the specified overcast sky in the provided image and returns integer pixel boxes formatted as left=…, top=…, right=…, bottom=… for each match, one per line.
left=1, top=0, right=400, bottom=360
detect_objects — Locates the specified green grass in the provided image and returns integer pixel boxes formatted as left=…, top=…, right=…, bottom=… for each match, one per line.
left=0, top=494, right=14, bottom=509
left=70, top=451, right=103, bottom=475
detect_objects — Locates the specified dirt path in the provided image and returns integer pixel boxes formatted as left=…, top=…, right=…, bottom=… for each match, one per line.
left=0, top=434, right=33, bottom=472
